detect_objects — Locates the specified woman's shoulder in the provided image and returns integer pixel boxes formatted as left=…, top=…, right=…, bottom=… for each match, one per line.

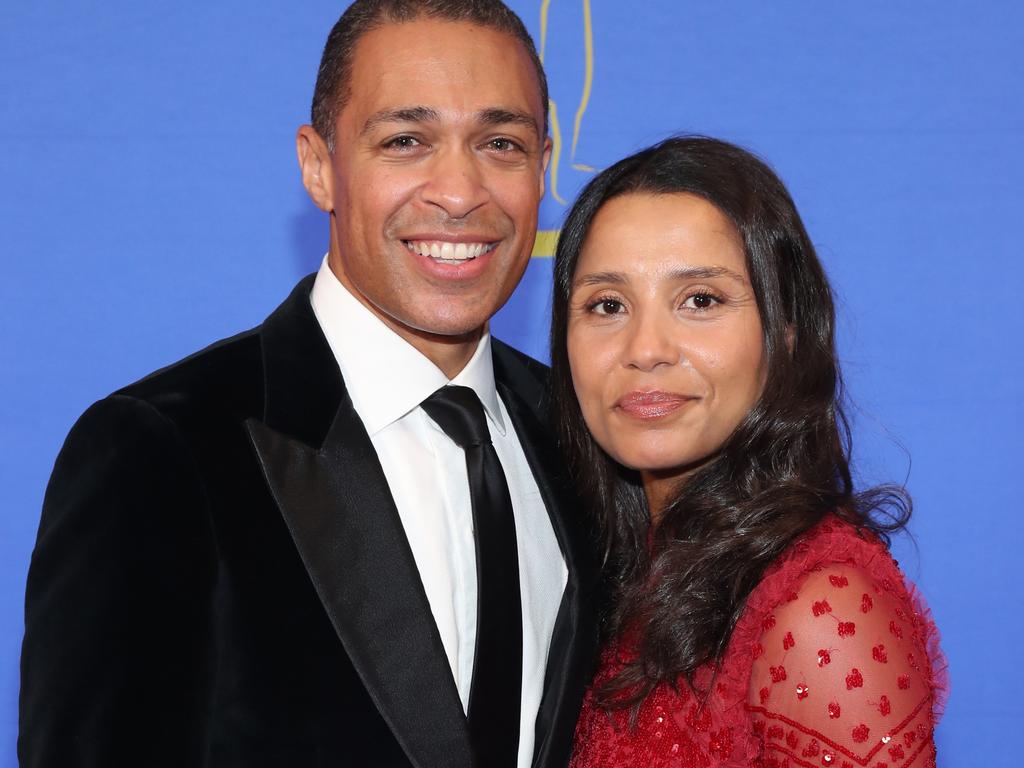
left=720, top=516, right=945, bottom=767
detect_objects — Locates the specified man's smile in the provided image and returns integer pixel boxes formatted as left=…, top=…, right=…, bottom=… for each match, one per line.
left=403, top=239, right=499, bottom=264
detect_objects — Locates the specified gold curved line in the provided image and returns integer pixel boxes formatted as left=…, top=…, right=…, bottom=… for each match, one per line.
left=570, top=0, right=594, bottom=160
left=532, top=229, right=560, bottom=258
left=571, top=163, right=596, bottom=172
left=539, top=0, right=552, bottom=62
left=548, top=98, right=567, bottom=204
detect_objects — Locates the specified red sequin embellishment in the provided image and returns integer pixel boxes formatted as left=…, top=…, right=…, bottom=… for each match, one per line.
left=828, top=701, right=841, bottom=719
left=829, top=574, right=849, bottom=588
left=852, top=724, right=870, bottom=743
left=796, top=684, right=809, bottom=700
left=763, top=614, right=777, bottom=631
left=897, top=674, right=911, bottom=690
left=872, top=644, right=888, bottom=663
left=879, top=695, right=891, bottom=716
left=817, top=649, right=832, bottom=666
left=802, top=738, right=821, bottom=758
left=838, top=621, right=856, bottom=637
left=787, top=730, right=799, bottom=749
left=861, top=593, right=874, bottom=613
left=760, top=686, right=770, bottom=704
left=812, top=600, right=832, bottom=617
left=889, top=620, right=903, bottom=639
left=888, top=743, right=905, bottom=761
left=845, top=668, right=863, bottom=689
left=770, top=665, right=787, bottom=683
left=903, top=730, right=917, bottom=748
left=753, top=642, right=764, bottom=659
left=783, top=631, right=795, bottom=650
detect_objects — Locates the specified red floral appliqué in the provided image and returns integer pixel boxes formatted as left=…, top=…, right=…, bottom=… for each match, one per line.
left=837, top=621, right=856, bottom=637
left=845, top=668, right=864, bottom=689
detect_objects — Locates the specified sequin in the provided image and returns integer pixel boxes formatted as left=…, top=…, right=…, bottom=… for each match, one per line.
left=812, top=600, right=832, bottom=617
left=845, top=668, right=863, bottom=689
left=783, top=631, right=795, bottom=650
left=829, top=574, right=849, bottom=588
left=787, top=730, right=799, bottom=749
left=828, top=701, right=841, bottom=719
left=872, top=644, right=887, bottom=663
left=763, top=614, right=777, bottom=631
left=879, top=695, right=891, bottom=717
left=861, top=593, right=874, bottom=613
left=822, top=752, right=835, bottom=765
left=852, top=724, right=870, bottom=743
left=796, top=684, right=809, bottom=700
left=803, top=738, right=821, bottom=758
left=888, top=743, right=904, bottom=761
left=817, top=648, right=832, bottom=666
left=770, top=665, right=787, bottom=683
left=838, top=621, right=856, bottom=637
left=889, top=620, right=903, bottom=639
left=881, top=734, right=892, bottom=744
left=897, top=674, right=911, bottom=690
left=753, top=642, right=764, bottom=659
left=759, top=686, right=770, bottom=704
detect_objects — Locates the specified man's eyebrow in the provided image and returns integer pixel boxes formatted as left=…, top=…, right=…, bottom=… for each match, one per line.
left=361, top=106, right=441, bottom=135
left=572, top=265, right=748, bottom=288
left=478, top=108, right=539, bottom=135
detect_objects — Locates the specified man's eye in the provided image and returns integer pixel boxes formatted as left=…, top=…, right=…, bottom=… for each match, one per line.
left=384, top=136, right=421, bottom=150
left=487, top=137, right=522, bottom=152
left=588, top=298, right=624, bottom=316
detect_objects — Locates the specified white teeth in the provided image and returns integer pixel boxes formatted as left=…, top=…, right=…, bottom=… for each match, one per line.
left=404, top=240, right=496, bottom=261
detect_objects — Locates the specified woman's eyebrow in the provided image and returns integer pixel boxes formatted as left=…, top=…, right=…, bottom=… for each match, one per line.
left=573, top=271, right=627, bottom=288
left=573, top=265, right=747, bottom=289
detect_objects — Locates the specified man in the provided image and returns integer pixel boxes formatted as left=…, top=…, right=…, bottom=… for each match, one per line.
left=19, top=2, right=598, bottom=766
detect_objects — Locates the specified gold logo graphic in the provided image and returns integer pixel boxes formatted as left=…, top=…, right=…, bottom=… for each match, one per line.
left=532, top=0, right=596, bottom=258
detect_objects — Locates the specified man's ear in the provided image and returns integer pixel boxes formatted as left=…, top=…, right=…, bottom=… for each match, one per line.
left=539, top=135, right=553, bottom=198
left=296, top=125, right=333, bottom=212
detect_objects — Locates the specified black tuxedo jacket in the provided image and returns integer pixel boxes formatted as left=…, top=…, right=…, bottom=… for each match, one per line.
left=20, top=276, right=599, bottom=768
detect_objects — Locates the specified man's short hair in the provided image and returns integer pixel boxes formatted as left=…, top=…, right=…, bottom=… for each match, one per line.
left=311, top=0, right=550, bottom=151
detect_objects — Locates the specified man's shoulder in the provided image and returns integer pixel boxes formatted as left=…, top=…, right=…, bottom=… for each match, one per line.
left=491, top=338, right=550, bottom=417
left=110, top=325, right=265, bottom=430
left=492, top=338, right=549, bottom=386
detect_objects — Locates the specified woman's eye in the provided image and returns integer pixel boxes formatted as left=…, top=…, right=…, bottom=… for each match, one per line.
left=589, top=298, right=624, bottom=316
left=682, top=292, right=721, bottom=310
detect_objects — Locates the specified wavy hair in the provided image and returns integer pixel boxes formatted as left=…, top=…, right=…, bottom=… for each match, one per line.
left=549, top=136, right=910, bottom=707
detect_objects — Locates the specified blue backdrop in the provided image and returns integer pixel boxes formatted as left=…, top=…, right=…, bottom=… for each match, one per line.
left=3, top=2, right=1021, bottom=765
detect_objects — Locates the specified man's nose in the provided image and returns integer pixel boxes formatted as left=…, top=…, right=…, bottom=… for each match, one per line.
left=623, top=309, right=682, bottom=372
left=419, top=147, right=490, bottom=220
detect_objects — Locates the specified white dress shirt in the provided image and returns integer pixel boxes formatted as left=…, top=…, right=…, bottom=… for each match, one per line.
left=310, top=258, right=567, bottom=768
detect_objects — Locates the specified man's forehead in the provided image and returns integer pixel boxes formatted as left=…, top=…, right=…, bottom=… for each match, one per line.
left=343, top=18, right=544, bottom=125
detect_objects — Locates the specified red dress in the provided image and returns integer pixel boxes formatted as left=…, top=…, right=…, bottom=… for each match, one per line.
left=570, top=518, right=947, bottom=768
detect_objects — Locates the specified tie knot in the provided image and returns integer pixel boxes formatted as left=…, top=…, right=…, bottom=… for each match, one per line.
left=421, top=385, right=491, bottom=449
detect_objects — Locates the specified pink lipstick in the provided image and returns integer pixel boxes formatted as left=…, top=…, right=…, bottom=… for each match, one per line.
left=615, top=391, right=695, bottom=420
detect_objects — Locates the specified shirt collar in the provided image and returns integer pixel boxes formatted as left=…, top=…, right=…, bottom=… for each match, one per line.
left=309, top=257, right=505, bottom=437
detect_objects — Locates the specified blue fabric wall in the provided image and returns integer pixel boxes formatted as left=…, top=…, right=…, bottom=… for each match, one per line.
left=3, top=2, right=1020, bottom=764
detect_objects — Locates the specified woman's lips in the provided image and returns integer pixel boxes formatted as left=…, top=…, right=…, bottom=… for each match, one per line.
left=615, top=390, right=696, bottom=420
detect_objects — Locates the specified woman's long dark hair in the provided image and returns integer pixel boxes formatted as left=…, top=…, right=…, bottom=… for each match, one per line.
left=550, top=136, right=910, bottom=708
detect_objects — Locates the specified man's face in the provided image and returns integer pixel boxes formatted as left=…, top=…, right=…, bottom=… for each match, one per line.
left=317, top=19, right=549, bottom=350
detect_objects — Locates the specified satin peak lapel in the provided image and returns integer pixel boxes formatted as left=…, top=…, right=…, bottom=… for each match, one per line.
left=246, top=395, right=473, bottom=768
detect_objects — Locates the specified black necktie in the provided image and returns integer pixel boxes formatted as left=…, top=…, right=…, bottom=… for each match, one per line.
left=421, top=385, right=522, bottom=767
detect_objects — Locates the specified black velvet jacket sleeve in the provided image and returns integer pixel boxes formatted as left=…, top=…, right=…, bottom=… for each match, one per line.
left=20, top=395, right=218, bottom=767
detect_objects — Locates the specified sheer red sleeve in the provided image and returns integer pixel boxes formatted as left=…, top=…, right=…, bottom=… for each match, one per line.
left=746, top=563, right=939, bottom=768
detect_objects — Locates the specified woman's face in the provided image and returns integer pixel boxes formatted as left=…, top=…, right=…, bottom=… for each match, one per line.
left=567, top=192, right=766, bottom=504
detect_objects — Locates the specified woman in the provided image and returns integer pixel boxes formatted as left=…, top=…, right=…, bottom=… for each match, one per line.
left=551, top=137, right=946, bottom=767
